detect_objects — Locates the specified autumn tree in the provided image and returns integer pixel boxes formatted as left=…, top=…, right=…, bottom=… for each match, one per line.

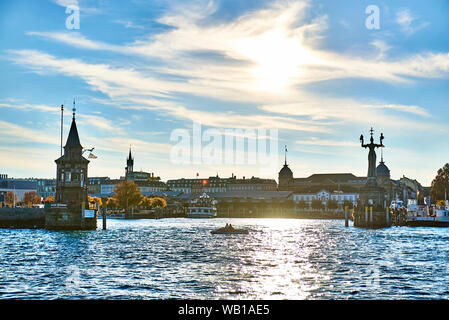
left=88, top=196, right=102, bottom=209
left=100, top=197, right=109, bottom=208
left=22, top=191, right=42, bottom=206
left=431, top=163, right=449, bottom=201
left=106, top=197, right=118, bottom=209
left=139, top=196, right=153, bottom=208
left=151, top=197, right=167, bottom=208
left=113, top=180, right=142, bottom=209
left=4, top=192, right=18, bottom=207
left=43, top=195, right=55, bottom=203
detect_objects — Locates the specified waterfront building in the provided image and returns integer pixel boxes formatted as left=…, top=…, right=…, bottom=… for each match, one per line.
left=167, top=174, right=277, bottom=194
left=292, top=189, right=358, bottom=210
left=87, top=177, right=110, bottom=195
left=279, top=170, right=366, bottom=193
left=167, top=178, right=208, bottom=194
left=227, top=176, right=277, bottom=191
left=0, top=176, right=38, bottom=203
left=54, top=107, right=89, bottom=207
left=36, top=178, right=56, bottom=199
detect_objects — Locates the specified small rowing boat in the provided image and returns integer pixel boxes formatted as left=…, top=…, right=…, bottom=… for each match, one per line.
left=211, top=224, right=249, bottom=234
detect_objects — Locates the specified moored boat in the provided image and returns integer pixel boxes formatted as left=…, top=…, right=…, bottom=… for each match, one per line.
left=186, top=193, right=217, bottom=218
left=406, top=202, right=449, bottom=227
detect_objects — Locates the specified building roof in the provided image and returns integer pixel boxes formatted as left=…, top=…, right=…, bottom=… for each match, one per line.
left=279, top=164, right=293, bottom=176
left=177, top=191, right=292, bottom=200
left=292, top=173, right=366, bottom=184
left=376, top=160, right=390, bottom=177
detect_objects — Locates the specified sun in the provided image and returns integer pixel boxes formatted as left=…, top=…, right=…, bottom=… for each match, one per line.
left=235, top=29, right=314, bottom=92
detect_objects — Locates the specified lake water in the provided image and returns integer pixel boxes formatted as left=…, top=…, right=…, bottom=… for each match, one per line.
left=1, top=218, right=449, bottom=299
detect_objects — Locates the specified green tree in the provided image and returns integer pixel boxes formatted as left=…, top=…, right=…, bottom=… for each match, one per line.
left=311, top=199, right=324, bottom=211
left=113, top=180, right=142, bottom=209
left=327, top=199, right=338, bottom=210
left=431, top=163, right=449, bottom=201
left=430, top=163, right=449, bottom=201
left=343, top=200, right=353, bottom=209
left=297, top=199, right=309, bottom=210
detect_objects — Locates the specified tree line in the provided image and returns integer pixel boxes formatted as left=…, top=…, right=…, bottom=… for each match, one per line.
left=1, top=180, right=166, bottom=209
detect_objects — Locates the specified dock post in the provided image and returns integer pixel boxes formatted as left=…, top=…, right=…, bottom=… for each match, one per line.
left=386, top=207, right=390, bottom=226
left=369, top=206, right=373, bottom=225
left=344, top=205, right=349, bottom=227
left=102, top=207, right=107, bottom=230
left=365, top=206, right=368, bottom=225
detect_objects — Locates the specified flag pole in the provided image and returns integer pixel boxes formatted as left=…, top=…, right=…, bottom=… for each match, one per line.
left=60, top=104, right=64, bottom=157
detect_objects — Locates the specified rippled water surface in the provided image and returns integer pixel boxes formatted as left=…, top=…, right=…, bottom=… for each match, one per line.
left=1, top=218, right=449, bottom=299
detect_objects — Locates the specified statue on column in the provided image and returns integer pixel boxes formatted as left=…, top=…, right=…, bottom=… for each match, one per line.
left=360, top=127, right=384, bottom=183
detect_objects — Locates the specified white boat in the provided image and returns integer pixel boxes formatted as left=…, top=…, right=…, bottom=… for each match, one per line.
left=406, top=202, right=449, bottom=227
left=186, top=193, right=217, bottom=218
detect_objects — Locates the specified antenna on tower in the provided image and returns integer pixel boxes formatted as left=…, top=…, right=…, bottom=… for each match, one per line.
left=381, top=145, right=384, bottom=163
left=284, top=145, right=288, bottom=166
left=72, top=98, right=76, bottom=120
left=60, top=104, right=64, bottom=157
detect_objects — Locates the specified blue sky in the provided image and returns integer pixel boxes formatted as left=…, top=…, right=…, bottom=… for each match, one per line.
left=1, top=0, right=449, bottom=185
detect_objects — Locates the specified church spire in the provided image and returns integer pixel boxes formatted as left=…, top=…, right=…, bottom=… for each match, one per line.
left=127, top=146, right=134, bottom=173
left=72, top=98, right=76, bottom=120
left=128, top=146, right=132, bottom=161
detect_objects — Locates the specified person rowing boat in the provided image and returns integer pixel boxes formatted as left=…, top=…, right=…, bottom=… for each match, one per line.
left=211, top=223, right=248, bottom=234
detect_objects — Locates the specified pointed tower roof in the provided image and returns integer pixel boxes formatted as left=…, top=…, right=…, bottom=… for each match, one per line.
left=65, top=118, right=82, bottom=148
left=128, top=147, right=133, bottom=160
left=65, top=101, right=82, bottom=149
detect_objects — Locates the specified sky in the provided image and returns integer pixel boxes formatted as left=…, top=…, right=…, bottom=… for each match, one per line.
left=1, top=0, right=449, bottom=185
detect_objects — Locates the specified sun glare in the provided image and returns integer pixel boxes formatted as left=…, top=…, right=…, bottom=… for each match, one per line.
left=235, top=30, right=313, bottom=92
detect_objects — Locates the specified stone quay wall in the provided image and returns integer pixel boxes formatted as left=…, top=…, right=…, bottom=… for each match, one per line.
left=0, top=208, right=45, bottom=229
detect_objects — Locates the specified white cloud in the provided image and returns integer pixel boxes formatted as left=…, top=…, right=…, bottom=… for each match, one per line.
left=0, top=102, right=59, bottom=113
left=396, top=8, right=429, bottom=36
left=295, top=138, right=360, bottom=147
left=114, top=20, right=144, bottom=29
left=0, top=120, right=59, bottom=145
left=5, top=0, right=448, bottom=184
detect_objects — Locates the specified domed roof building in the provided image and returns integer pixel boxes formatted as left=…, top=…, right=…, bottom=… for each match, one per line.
left=376, top=159, right=390, bottom=177
left=278, top=146, right=294, bottom=189
left=376, top=150, right=392, bottom=199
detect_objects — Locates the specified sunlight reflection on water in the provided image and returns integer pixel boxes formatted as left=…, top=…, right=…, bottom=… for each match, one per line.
left=1, top=218, right=449, bottom=299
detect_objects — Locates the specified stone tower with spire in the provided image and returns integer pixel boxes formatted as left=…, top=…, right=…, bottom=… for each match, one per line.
left=54, top=102, right=89, bottom=207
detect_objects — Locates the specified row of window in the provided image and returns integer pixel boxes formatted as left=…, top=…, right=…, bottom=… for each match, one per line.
left=294, top=194, right=357, bottom=201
